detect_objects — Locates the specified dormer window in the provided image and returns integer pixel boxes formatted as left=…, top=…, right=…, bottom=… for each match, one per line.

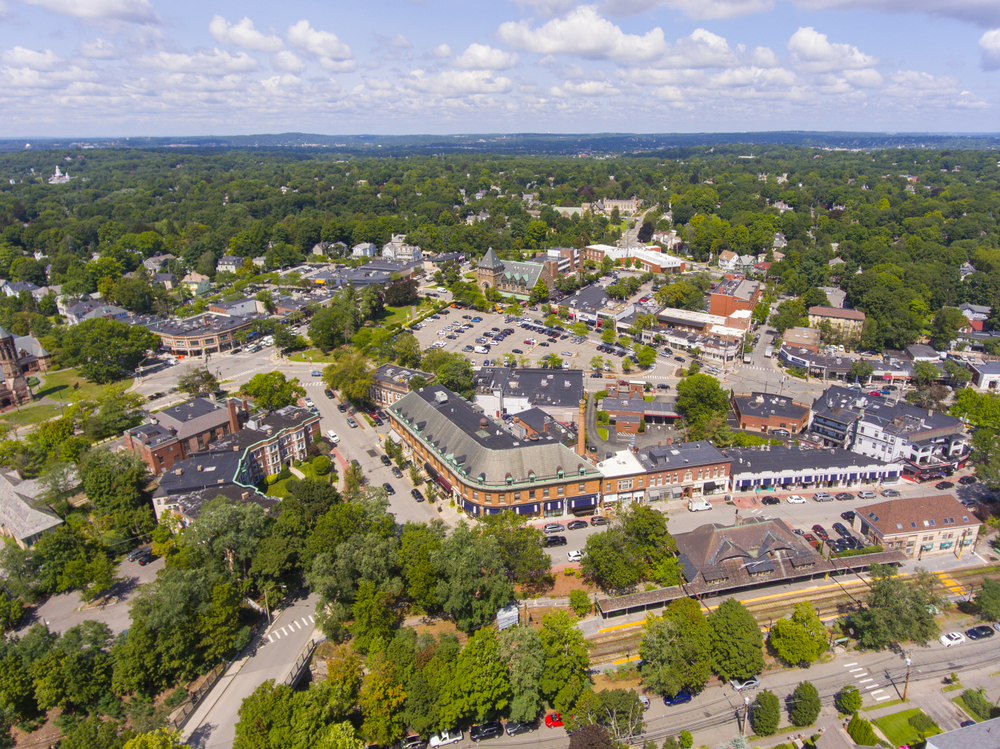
left=528, top=471, right=535, bottom=483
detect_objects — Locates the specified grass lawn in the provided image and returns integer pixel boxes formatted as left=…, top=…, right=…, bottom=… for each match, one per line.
left=265, top=459, right=336, bottom=497
left=0, top=403, right=65, bottom=428
left=287, top=348, right=337, bottom=364
left=379, top=305, right=418, bottom=327
left=35, top=368, right=128, bottom=403
left=952, top=695, right=983, bottom=721
left=873, top=708, right=941, bottom=747
left=597, top=427, right=609, bottom=440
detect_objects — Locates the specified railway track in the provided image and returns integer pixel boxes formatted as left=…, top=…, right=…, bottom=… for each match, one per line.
left=586, top=562, right=1000, bottom=665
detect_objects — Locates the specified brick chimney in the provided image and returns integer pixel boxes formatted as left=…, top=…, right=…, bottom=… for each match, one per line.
left=577, top=398, right=587, bottom=456
left=227, top=398, right=241, bottom=434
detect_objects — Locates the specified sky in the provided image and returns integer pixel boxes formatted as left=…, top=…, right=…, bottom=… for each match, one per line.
left=0, top=0, right=999, bottom=137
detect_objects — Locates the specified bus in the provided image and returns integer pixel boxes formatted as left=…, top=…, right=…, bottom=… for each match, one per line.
left=765, top=346, right=774, bottom=358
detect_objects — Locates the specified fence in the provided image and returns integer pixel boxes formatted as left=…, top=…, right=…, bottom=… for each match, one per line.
left=283, top=637, right=321, bottom=687
left=166, top=661, right=225, bottom=731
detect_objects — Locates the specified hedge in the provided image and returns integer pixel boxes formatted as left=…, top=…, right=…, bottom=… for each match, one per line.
left=847, top=713, right=880, bottom=746
left=961, top=689, right=1000, bottom=721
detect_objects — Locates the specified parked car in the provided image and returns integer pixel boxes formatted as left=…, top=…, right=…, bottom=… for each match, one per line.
left=391, top=466, right=403, bottom=478
left=326, top=430, right=340, bottom=444
left=786, top=495, right=807, bottom=504
left=813, top=492, right=835, bottom=502
left=544, top=713, right=564, bottom=728
left=859, top=489, right=879, bottom=498
left=832, top=523, right=851, bottom=538
left=382, top=482, right=395, bottom=495
left=324, top=389, right=335, bottom=399
left=663, top=690, right=693, bottom=706
left=402, top=735, right=427, bottom=749
left=411, top=489, right=425, bottom=502
left=127, top=546, right=151, bottom=562
left=940, top=631, right=966, bottom=647
left=380, top=454, right=392, bottom=466
left=337, top=403, right=347, bottom=413
left=470, top=721, right=503, bottom=742
left=811, top=525, right=829, bottom=541
left=936, top=481, right=955, bottom=490
left=967, top=625, right=995, bottom=640
left=590, top=515, right=608, bottom=526
left=543, top=523, right=565, bottom=534
left=841, top=510, right=855, bottom=522
left=567, top=550, right=582, bottom=562
left=304, top=398, right=314, bottom=408
left=761, top=496, right=780, bottom=506
left=959, top=475, right=978, bottom=485
left=835, top=492, right=854, bottom=501
left=429, top=729, right=463, bottom=747
left=505, top=719, right=538, bottom=735
left=137, top=553, right=156, bottom=566
left=730, top=677, right=760, bottom=692
left=544, top=535, right=568, bottom=548
left=346, top=417, right=358, bottom=428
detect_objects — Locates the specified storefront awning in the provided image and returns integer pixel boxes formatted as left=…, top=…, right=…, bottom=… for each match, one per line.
left=782, top=476, right=794, bottom=484
left=514, top=503, right=539, bottom=515
left=704, top=482, right=717, bottom=492
left=544, top=501, right=564, bottom=511
left=461, top=498, right=479, bottom=515
left=569, top=494, right=598, bottom=509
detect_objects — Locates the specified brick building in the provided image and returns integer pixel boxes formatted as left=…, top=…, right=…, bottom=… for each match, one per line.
left=730, top=392, right=810, bottom=434
left=708, top=276, right=763, bottom=317
left=597, top=440, right=730, bottom=505
left=370, top=364, right=435, bottom=406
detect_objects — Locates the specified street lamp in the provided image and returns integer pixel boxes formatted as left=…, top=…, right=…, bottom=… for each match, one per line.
left=902, top=654, right=913, bottom=701
left=742, top=696, right=751, bottom=736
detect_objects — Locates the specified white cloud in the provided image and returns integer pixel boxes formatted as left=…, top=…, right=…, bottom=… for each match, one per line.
left=79, top=38, right=119, bottom=59
left=707, top=66, right=796, bottom=88
left=272, top=50, right=305, bottom=73
left=788, top=26, right=877, bottom=73
left=140, top=49, right=259, bottom=75
left=209, top=15, right=283, bottom=53
left=452, top=43, right=519, bottom=70
left=653, top=85, right=684, bottom=100
left=881, top=69, right=960, bottom=99
left=320, top=58, right=356, bottom=72
left=22, top=0, right=159, bottom=23
left=1, top=46, right=63, bottom=71
left=550, top=79, right=621, bottom=96
left=390, top=34, right=411, bottom=49
left=748, top=46, right=780, bottom=68
left=843, top=68, right=883, bottom=87
left=432, top=44, right=452, bottom=58
left=403, top=69, right=513, bottom=95
left=980, top=29, right=1000, bottom=70
left=1, top=65, right=96, bottom=89
left=497, top=5, right=668, bottom=63
left=605, top=0, right=774, bottom=20
left=660, top=28, right=739, bottom=68
left=287, top=20, right=353, bottom=61
left=511, top=0, right=577, bottom=17
left=365, top=78, right=393, bottom=90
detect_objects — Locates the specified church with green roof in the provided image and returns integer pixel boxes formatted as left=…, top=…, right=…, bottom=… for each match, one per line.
left=475, top=248, right=556, bottom=300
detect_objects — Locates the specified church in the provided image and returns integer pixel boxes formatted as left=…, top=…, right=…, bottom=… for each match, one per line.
left=475, top=248, right=556, bottom=300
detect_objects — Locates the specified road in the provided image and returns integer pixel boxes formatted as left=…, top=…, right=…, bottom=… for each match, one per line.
left=183, top=592, right=321, bottom=749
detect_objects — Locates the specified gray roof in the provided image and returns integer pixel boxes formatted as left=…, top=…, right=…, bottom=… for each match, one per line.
left=970, top=361, right=1000, bottom=376
left=724, top=445, right=896, bottom=475
left=560, top=284, right=610, bottom=313
left=0, top=471, right=62, bottom=543
left=479, top=247, right=505, bottom=271
left=811, top=385, right=963, bottom=439
left=906, top=343, right=940, bottom=360
left=733, top=392, right=809, bottom=421
left=500, top=261, right=544, bottom=288
left=389, top=385, right=598, bottom=488
left=373, top=364, right=433, bottom=388
left=926, top=717, right=1000, bottom=749
left=639, top=440, right=727, bottom=471
left=155, top=398, right=233, bottom=441
left=474, top=367, right=584, bottom=409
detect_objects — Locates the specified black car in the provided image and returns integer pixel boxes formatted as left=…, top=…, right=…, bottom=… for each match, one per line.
left=590, top=515, right=608, bottom=526
left=590, top=372, right=604, bottom=378
left=391, top=466, right=403, bottom=478
left=127, top=546, right=152, bottom=562
left=137, top=553, right=156, bottom=566
left=470, top=721, right=503, bottom=742
left=337, top=403, right=347, bottom=413
left=656, top=383, right=671, bottom=390
left=761, top=496, right=780, bottom=506
left=832, top=523, right=851, bottom=538
left=967, top=625, right=995, bottom=640
left=382, top=482, right=395, bottom=495
left=380, top=455, right=392, bottom=466
left=936, top=481, right=955, bottom=490
left=835, top=492, right=854, bottom=501
left=505, top=718, right=538, bottom=736
left=841, top=510, right=855, bottom=522
left=512, top=348, right=523, bottom=354
left=674, top=356, right=685, bottom=362
left=959, top=475, right=978, bottom=485
left=324, top=389, right=335, bottom=399
left=543, top=535, right=568, bottom=548
left=567, top=520, right=588, bottom=530
left=411, top=489, right=424, bottom=502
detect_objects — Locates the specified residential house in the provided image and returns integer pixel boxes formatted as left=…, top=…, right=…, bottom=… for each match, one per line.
left=182, top=272, right=210, bottom=296
left=0, top=470, right=63, bottom=548
left=856, top=495, right=978, bottom=559
left=351, top=242, right=378, bottom=258
left=216, top=255, right=245, bottom=274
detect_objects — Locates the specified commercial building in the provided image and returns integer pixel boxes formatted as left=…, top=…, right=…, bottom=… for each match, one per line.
left=807, top=306, right=866, bottom=335
left=147, top=312, right=264, bottom=357
left=207, top=298, right=261, bottom=317
left=708, top=276, right=763, bottom=317
left=583, top=244, right=685, bottom=274
left=509, top=407, right=577, bottom=448
left=388, top=385, right=602, bottom=518
left=473, top=366, right=584, bottom=422
left=968, top=360, right=1000, bottom=391
left=369, top=364, right=435, bottom=406
left=724, top=444, right=902, bottom=492
left=600, top=398, right=680, bottom=433
left=476, top=247, right=555, bottom=299
left=124, top=397, right=247, bottom=474
left=597, top=441, right=730, bottom=505
left=730, top=392, right=810, bottom=434
left=557, top=285, right=610, bottom=324
left=856, top=495, right=979, bottom=558
left=784, top=327, right=822, bottom=353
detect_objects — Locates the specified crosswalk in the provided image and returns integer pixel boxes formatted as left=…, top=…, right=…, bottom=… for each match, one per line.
left=300, top=381, right=325, bottom=388
left=843, top=661, right=893, bottom=702
left=266, top=614, right=315, bottom=643
left=934, top=570, right=968, bottom=597
left=231, top=365, right=269, bottom=380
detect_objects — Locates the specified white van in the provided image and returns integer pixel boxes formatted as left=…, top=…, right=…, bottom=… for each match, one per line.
left=474, top=345, right=490, bottom=354
left=688, top=499, right=713, bottom=512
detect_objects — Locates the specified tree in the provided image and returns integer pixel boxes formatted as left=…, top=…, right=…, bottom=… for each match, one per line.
left=975, top=578, right=1000, bottom=620
left=637, top=221, right=654, bottom=243
left=837, top=684, right=862, bottom=714
left=635, top=345, right=657, bottom=368
left=640, top=598, right=713, bottom=697
left=359, top=651, right=406, bottom=745
left=590, top=355, right=604, bottom=372
left=440, top=628, right=510, bottom=725
left=768, top=603, right=827, bottom=666
left=708, top=598, right=763, bottom=681
left=400, top=522, right=444, bottom=612
left=529, top=278, right=550, bottom=305
left=913, top=361, right=941, bottom=389
left=240, top=371, right=305, bottom=410
left=177, top=367, right=220, bottom=397
left=931, top=307, right=966, bottom=350
left=123, top=730, right=184, bottom=749
left=789, top=681, right=821, bottom=727
left=323, top=352, right=374, bottom=405
left=350, top=580, right=399, bottom=654
left=58, top=715, right=134, bottom=749
left=851, top=565, right=940, bottom=650
left=581, top=527, right=643, bottom=592
left=434, top=356, right=475, bottom=399
left=315, top=722, right=366, bottom=749
left=232, top=680, right=295, bottom=749
left=477, top=511, right=551, bottom=585
left=499, top=624, right=545, bottom=723
left=750, top=689, right=780, bottom=736
left=61, top=318, right=159, bottom=383
left=80, top=448, right=153, bottom=539
left=601, top=326, right=617, bottom=344
left=568, top=724, right=615, bottom=749
left=569, top=589, right=591, bottom=617
left=539, top=610, right=590, bottom=712
left=848, top=359, right=874, bottom=383
left=675, top=373, right=729, bottom=425
left=432, top=523, right=513, bottom=633
left=344, top=461, right=366, bottom=495
left=572, top=688, right=645, bottom=743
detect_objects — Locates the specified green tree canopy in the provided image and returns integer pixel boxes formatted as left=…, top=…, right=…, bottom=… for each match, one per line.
left=240, top=371, right=306, bottom=411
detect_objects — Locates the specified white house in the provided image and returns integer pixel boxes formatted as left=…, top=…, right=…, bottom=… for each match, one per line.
left=217, top=255, right=244, bottom=274
left=352, top=242, right=378, bottom=259
left=718, top=250, right=738, bottom=271
left=382, top=234, right=422, bottom=263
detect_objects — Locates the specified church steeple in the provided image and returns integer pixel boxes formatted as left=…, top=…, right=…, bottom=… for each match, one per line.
left=479, top=247, right=504, bottom=271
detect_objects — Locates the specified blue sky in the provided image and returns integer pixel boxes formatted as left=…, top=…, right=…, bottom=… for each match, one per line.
left=0, top=0, right=998, bottom=137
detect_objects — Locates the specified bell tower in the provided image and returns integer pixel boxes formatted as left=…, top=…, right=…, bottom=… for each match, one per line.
left=0, top=328, right=31, bottom=406
left=477, top=247, right=505, bottom=291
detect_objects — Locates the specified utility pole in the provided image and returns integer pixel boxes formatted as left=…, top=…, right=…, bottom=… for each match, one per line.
left=742, top=696, right=751, bottom=736
left=902, top=655, right=913, bottom=701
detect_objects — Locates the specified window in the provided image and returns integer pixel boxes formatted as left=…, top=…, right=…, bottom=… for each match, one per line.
left=606, top=482, right=612, bottom=492
left=529, top=490, right=535, bottom=500
left=558, top=486, right=565, bottom=496
left=579, top=483, right=586, bottom=492
left=617, top=479, right=633, bottom=491
left=485, top=493, right=491, bottom=503
left=543, top=487, right=550, bottom=498
left=473, top=491, right=478, bottom=501
left=514, top=492, right=521, bottom=501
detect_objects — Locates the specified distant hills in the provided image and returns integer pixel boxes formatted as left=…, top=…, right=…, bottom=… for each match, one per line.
left=2, top=131, right=1000, bottom=155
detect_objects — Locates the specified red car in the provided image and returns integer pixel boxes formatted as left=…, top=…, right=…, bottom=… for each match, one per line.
left=811, top=524, right=829, bottom=542
left=544, top=713, right=563, bottom=728
left=868, top=391, right=882, bottom=397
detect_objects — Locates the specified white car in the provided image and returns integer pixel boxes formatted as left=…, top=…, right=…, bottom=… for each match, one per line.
left=326, top=430, right=339, bottom=444
left=304, top=398, right=314, bottom=408
left=940, top=632, right=966, bottom=648
left=567, top=550, right=582, bottom=562
left=429, top=730, right=462, bottom=747
left=436, top=330, right=447, bottom=336
left=786, top=495, right=807, bottom=504
left=638, top=694, right=650, bottom=710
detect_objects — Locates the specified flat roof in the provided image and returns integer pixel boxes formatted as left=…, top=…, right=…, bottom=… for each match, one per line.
left=733, top=393, right=809, bottom=421
left=724, top=444, right=897, bottom=474
left=808, top=305, right=865, bottom=320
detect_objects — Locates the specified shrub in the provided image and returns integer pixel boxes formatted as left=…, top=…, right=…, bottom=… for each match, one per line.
left=961, top=689, right=999, bottom=720
left=312, top=455, right=331, bottom=476
left=679, top=731, right=693, bottom=749
left=908, top=712, right=936, bottom=735
left=790, top=681, right=821, bottom=727
left=836, top=685, right=862, bottom=714
left=276, top=465, right=292, bottom=482
left=569, top=590, right=591, bottom=617
left=751, top=690, right=780, bottom=736
left=847, top=714, right=879, bottom=745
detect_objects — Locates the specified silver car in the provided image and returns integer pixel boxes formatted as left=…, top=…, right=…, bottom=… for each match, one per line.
left=543, top=523, right=565, bottom=534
